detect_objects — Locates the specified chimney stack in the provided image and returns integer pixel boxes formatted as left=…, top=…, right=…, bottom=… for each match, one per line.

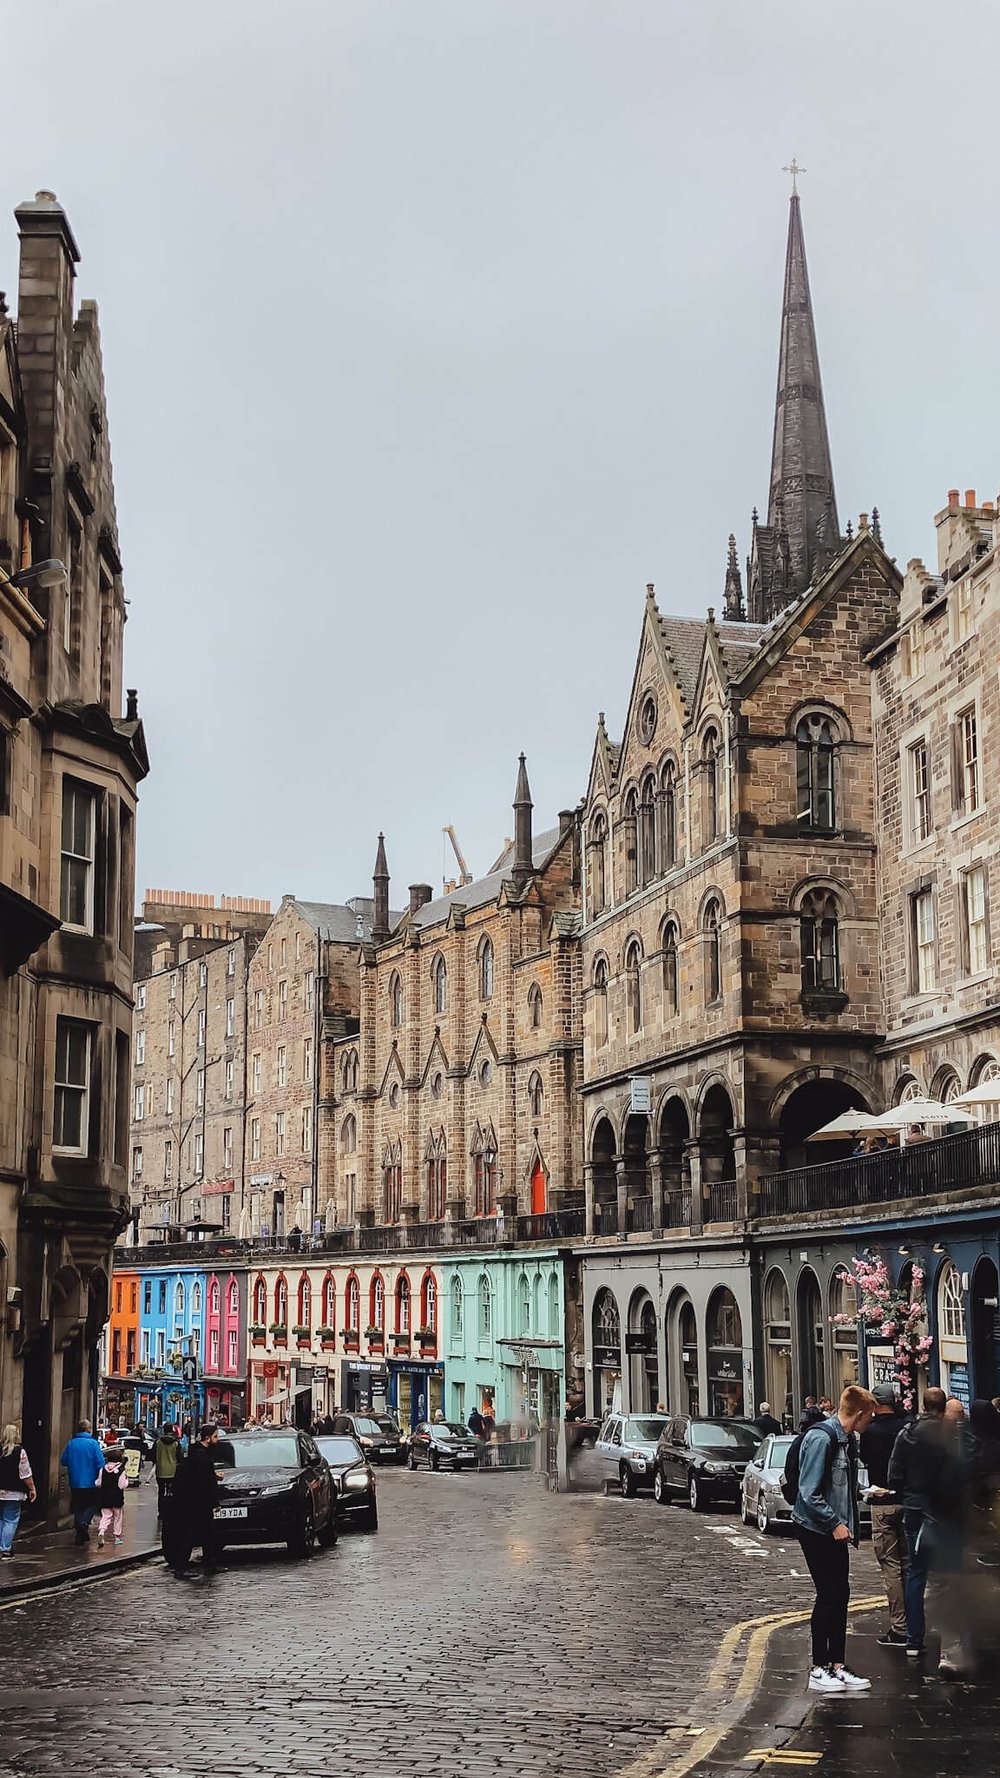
left=408, top=884, right=433, bottom=915
left=512, top=753, right=533, bottom=885
left=948, top=490, right=960, bottom=510
left=372, top=833, right=390, bottom=942
left=15, top=192, right=80, bottom=470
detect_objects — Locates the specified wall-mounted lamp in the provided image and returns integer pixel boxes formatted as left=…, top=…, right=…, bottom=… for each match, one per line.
left=932, top=1243, right=946, bottom=1255
left=898, top=1245, right=911, bottom=1257
left=9, top=558, right=66, bottom=591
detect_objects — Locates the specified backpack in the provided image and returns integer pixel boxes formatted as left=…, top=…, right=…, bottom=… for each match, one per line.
left=780, top=1419, right=840, bottom=1505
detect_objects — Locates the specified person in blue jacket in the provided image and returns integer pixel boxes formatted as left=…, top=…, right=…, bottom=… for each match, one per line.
left=60, top=1418, right=105, bottom=1545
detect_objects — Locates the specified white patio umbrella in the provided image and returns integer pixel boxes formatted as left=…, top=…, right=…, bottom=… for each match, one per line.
left=951, top=1082, right=1000, bottom=1109
left=878, top=1097, right=975, bottom=1128
left=807, top=1109, right=881, bottom=1142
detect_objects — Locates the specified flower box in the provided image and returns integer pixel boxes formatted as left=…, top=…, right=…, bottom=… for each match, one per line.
left=269, top=1323, right=288, bottom=1345
left=341, top=1328, right=360, bottom=1349
left=317, top=1327, right=336, bottom=1349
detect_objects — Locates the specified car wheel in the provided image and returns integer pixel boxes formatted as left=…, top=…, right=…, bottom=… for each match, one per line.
left=407, top=1449, right=418, bottom=1470
left=757, top=1494, right=771, bottom=1535
left=689, top=1474, right=704, bottom=1512
left=288, top=1504, right=316, bottom=1558
left=653, top=1465, right=669, bottom=1505
left=619, top=1463, right=637, bottom=1499
left=740, top=1489, right=753, bottom=1526
left=317, top=1510, right=338, bottom=1548
left=360, top=1501, right=379, bottom=1532
left=429, top=1450, right=439, bottom=1472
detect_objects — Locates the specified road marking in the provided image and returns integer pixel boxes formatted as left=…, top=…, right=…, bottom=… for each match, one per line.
left=746, top=1752, right=822, bottom=1766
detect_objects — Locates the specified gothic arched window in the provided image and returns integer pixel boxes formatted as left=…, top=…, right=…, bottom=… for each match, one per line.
left=625, top=940, right=642, bottom=1033
left=389, top=972, right=403, bottom=1028
left=704, top=899, right=722, bottom=1005
left=433, top=955, right=447, bottom=1015
left=702, top=729, right=721, bottom=847
left=662, top=921, right=679, bottom=1017
left=478, top=937, right=494, bottom=1001
left=528, top=1071, right=544, bottom=1118
left=800, top=887, right=841, bottom=992
left=623, top=789, right=638, bottom=895
left=796, top=715, right=836, bottom=831
left=589, top=811, right=608, bottom=917
left=639, top=775, right=658, bottom=885
left=593, top=958, right=609, bottom=1049
left=528, top=983, right=543, bottom=1028
left=660, top=759, right=677, bottom=868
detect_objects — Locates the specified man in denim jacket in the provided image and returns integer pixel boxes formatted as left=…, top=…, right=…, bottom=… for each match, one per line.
left=793, top=1385, right=877, bottom=1694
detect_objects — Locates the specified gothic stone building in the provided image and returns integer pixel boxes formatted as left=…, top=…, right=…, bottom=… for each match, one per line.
left=326, top=761, right=583, bottom=1232
left=0, top=192, right=147, bottom=1507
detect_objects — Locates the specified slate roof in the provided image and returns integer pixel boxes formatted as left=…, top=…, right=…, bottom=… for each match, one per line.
left=294, top=898, right=404, bottom=944
left=408, top=825, right=564, bottom=933
left=656, top=615, right=770, bottom=705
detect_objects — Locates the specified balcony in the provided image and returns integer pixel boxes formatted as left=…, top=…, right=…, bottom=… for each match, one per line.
left=706, top=1179, right=738, bottom=1224
left=624, top=1196, right=653, bottom=1234
left=592, top=1200, right=619, bottom=1238
left=756, top=1121, right=1000, bottom=1221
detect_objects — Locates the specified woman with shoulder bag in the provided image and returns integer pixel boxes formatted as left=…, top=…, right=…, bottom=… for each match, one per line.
left=0, top=1423, right=37, bottom=1558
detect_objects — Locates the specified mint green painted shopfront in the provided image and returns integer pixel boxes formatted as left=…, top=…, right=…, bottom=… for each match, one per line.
left=439, top=1251, right=566, bottom=1433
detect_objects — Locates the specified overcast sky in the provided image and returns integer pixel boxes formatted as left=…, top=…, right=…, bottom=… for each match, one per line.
left=5, top=1, right=1000, bottom=911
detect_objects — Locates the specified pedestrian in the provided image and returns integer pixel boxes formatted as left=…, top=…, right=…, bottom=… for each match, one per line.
left=481, top=1398, right=496, bottom=1440
left=859, top=1384, right=909, bottom=1647
left=60, top=1418, right=105, bottom=1545
left=755, top=1402, right=782, bottom=1438
left=818, top=1396, right=834, bottom=1415
left=95, top=1447, right=128, bottom=1548
left=168, top=1422, right=221, bottom=1575
left=968, top=1399, right=1000, bottom=1568
left=467, top=1404, right=484, bottom=1438
left=793, top=1383, right=877, bottom=1694
left=154, top=1424, right=182, bottom=1518
left=888, top=1385, right=973, bottom=1672
left=433, top=1409, right=446, bottom=1424
left=798, top=1398, right=824, bottom=1432
left=0, top=1424, right=36, bottom=1557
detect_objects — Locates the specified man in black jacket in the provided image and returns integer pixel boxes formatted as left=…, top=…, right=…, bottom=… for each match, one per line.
left=859, top=1385, right=908, bottom=1646
left=168, top=1423, right=221, bottom=1575
left=887, top=1387, right=971, bottom=1667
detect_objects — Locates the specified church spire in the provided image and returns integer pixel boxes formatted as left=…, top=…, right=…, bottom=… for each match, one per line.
left=746, top=184, right=841, bottom=624
left=722, top=533, right=744, bottom=621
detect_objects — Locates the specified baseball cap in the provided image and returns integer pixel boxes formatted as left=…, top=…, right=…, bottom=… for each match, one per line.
left=872, top=1384, right=897, bottom=1407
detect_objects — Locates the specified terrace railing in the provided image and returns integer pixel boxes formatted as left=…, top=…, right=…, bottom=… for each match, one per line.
left=756, top=1121, right=1000, bottom=1219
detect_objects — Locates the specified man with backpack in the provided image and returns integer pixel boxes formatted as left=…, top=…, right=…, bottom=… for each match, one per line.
left=790, top=1384, right=877, bottom=1694
left=886, top=1386, right=974, bottom=1671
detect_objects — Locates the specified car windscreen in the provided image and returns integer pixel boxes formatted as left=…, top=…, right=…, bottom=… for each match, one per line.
left=373, top=1416, right=398, bottom=1435
left=223, top=1436, right=300, bottom=1468
left=688, top=1422, right=761, bottom=1452
left=437, top=1424, right=473, bottom=1440
left=349, top=1417, right=384, bottom=1437
left=626, top=1417, right=668, bottom=1442
left=316, top=1437, right=363, bottom=1465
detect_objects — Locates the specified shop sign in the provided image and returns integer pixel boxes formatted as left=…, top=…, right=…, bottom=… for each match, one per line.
left=625, top=1330, right=654, bottom=1355
left=946, top=1361, right=970, bottom=1409
left=203, top=1178, right=235, bottom=1196
left=864, top=1343, right=896, bottom=1393
left=629, top=1076, right=651, bottom=1114
left=593, top=1345, right=620, bottom=1368
left=708, top=1349, right=741, bottom=1382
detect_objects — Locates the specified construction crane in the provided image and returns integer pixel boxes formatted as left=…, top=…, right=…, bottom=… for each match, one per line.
left=442, top=825, right=473, bottom=894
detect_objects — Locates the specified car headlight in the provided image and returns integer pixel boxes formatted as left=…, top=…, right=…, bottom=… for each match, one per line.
left=701, top=1463, right=730, bottom=1477
left=359, top=1436, right=374, bottom=1447
left=344, top=1472, right=370, bottom=1490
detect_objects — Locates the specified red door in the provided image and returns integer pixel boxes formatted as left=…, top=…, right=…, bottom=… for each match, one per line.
left=530, top=1163, right=546, bottom=1216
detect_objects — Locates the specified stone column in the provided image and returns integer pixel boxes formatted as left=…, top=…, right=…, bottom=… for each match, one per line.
left=584, top=1161, right=595, bottom=1236
left=686, top=1140, right=703, bottom=1234
left=615, top=1157, right=628, bottom=1235
left=649, top=1153, right=664, bottom=1234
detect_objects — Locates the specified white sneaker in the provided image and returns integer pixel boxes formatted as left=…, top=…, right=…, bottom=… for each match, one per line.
left=114, top=1536, right=122, bottom=1546
left=96, top=1533, right=105, bottom=1548
left=808, top=1666, right=846, bottom=1692
left=833, top=1665, right=871, bottom=1691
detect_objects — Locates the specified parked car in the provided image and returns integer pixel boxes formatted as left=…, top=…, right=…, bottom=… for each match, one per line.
left=408, top=1421, right=481, bottom=1471
left=372, top=1412, right=410, bottom=1463
left=595, top=1412, right=670, bottom=1497
left=652, top=1415, right=762, bottom=1510
left=212, top=1429, right=338, bottom=1556
left=331, top=1412, right=404, bottom=1464
left=740, top=1432, right=873, bottom=1535
left=315, top=1434, right=379, bottom=1531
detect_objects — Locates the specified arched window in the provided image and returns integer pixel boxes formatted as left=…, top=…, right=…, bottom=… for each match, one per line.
left=253, top=1276, right=266, bottom=1325
left=396, top=1272, right=410, bottom=1333
left=341, top=1049, right=359, bottom=1093
left=341, top=1114, right=357, bottom=1154
left=479, top=937, right=494, bottom=1001
left=518, top=1272, right=531, bottom=1334
left=704, top=899, right=722, bottom=1004
left=547, top=1271, right=559, bottom=1336
left=389, top=972, right=403, bottom=1028
left=594, top=1288, right=621, bottom=1349
left=346, top=1274, right=360, bottom=1330
left=228, top=1279, right=239, bottom=1317
left=274, top=1275, right=288, bottom=1326
left=796, top=714, right=836, bottom=831
left=478, top=1274, right=493, bottom=1339
left=800, top=888, right=841, bottom=992
left=472, top=1127, right=498, bottom=1215
left=625, top=940, right=642, bottom=1033
left=639, top=775, right=658, bottom=885
left=660, top=760, right=677, bottom=867
left=433, top=955, right=447, bottom=1015
left=623, top=788, right=638, bottom=895
left=209, top=1278, right=220, bottom=1315
left=939, top=1262, right=966, bottom=1342
left=702, top=729, right=721, bottom=846
left=593, top=958, right=609, bottom=1049
left=528, top=983, right=543, bottom=1028
left=451, top=1274, right=464, bottom=1337
left=322, top=1273, right=335, bottom=1328
left=174, top=1281, right=185, bottom=1316
left=528, top=1072, right=544, bottom=1118
left=589, top=811, right=608, bottom=917
left=371, top=1272, right=385, bottom=1330
left=662, top=921, right=679, bottom=1017
left=297, top=1273, right=311, bottom=1328
left=191, top=1281, right=201, bottom=1315
left=421, top=1271, right=437, bottom=1332
left=427, top=1132, right=447, bottom=1221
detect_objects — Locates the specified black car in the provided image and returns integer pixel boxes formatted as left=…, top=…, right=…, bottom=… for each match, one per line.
left=372, top=1412, right=409, bottom=1462
left=652, top=1415, right=762, bottom=1511
left=408, top=1421, right=481, bottom=1471
left=315, top=1434, right=379, bottom=1531
left=331, top=1412, right=404, bottom=1465
left=212, top=1429, right=338, bottom=1555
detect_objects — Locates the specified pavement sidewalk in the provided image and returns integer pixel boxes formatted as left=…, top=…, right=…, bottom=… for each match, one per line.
left=697, top=1600, right=1000, bottom=1777
left=0, top=1479, right=161, bottom=1601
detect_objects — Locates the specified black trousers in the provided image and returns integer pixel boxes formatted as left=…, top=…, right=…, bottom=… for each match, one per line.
left=798, top=1526, right=850, bottom=1667
left=163, top=1504, right=218, bottom=1571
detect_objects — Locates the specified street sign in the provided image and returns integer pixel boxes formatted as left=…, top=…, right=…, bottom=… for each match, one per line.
left=629, top=1076, right=651, bottom=1114
left=181, top=1355, right=199, bottom=1385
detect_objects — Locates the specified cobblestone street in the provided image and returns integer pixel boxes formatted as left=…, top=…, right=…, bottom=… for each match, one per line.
left=0, top=1469, right=880, bottom=1778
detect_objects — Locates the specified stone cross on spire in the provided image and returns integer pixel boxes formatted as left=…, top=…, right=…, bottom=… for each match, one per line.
left=782, top=157, right=806, bottom=194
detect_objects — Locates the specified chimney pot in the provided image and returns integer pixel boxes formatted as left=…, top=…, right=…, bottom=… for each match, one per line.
left=966, top=489, right=977, bottom=509
left=408, top=883, right=433, bottom=914
left=948, top=489, right=960, bottom=509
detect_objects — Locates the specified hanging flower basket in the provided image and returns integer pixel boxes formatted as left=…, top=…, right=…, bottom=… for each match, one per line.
left=341, top=1327, right=360, bottom=1349
left=293, top=1324, right=311, bottom=1346
left=269, top=1322, right=288, bottom=1345
left=249, top=1324, right=267, bottom=1346
left=317, top=1326, right=336, bottom=1349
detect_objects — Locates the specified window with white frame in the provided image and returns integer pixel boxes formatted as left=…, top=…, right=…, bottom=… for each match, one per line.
left=280, top=938, right=287, bottom=967
left=267, top=943, right=273, bottom=971
left=303, top=1037, right=313, bottom=1082
left=166, top=1077, right=174, bottom=1115
left=227, top=947, right=235, bottom=976
left=305, top=974, right=314, bottom=1012
left=275, top=1111, right=285, bottom=1156
left=225, top=1058, right=233, bottom=1100
left=302, top=1103, right=313, bottom=1152
left=135, top=1029, right=145, bottom=1066
left=278, top=979, right=288, bottom=1021
left=912, top=888, right=936, bottom=993
left=167, top=1019, right=175, bottom=1058
left=252, top=1053, right=261, bottom=1094
left=955, top=576, right=974, bottom=643
left=169, top=972, right=177, bottom=1000
left=199, top=961, right=207, bottom=988
left=196, top=1069, right=205, bottom=1110
left=254, top=989, right=264, bottom=1029
left=197, top=1009, right=206, bottom=1050
left=908, top=739, right=931, bottom=844
left=223, top=1127, right=233, bottom=1171
left=163, top=1138, right=173, bottom=1180
left=963, top=865, right=989, bottom=976
left=277, top=1045, right=286, bottom=1088
left=956, top=706, right=980, bottom=816
left=60, top=780, right=97, bottom=931
left=251, top=1117, right=260, bottom=1160
left=209, top=1328, right=220, bottom=1370
left=131, top=1144, right=143, bottom=1180
left=194, top=1132, right=204, bottom=1175
left=226, top=998, right=235, bottom=1038
left=295, top=931, right=301, bottom=963
left=902, top=620, right=925, bottom=680
left=227, top=1328, right=238, bottom=1371
left=134, top=1082, right=145, bottom=1121
left=136, top=982, right=146, bottom=1011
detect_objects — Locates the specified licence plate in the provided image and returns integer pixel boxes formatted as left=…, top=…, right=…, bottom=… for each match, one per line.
left=214, top=1505, right=248, bottom=1520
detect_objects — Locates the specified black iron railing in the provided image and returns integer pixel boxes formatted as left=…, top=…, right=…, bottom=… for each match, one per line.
left=625, top=1196, right=653, bottom=1233
left=663, top=1192, right=691, bottom=1229
left=593, top=1199, right=619, bottom=1237
left=757, top=1121, right=1000, bottom=1219
left=120, top=1207, right=586, bottom=1269
left=706, top=1179, right=738, bottom=1224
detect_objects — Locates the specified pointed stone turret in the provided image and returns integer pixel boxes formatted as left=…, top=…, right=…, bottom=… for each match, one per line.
left=722, top=533, right=744, bottom=621
left=372, top=832, right=390, bottom=942
left=512, top=753, right=533, bottom=886
left=746, top=192, right=841, bottom=624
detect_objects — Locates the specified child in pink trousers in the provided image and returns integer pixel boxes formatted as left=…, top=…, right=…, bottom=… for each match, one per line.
left=96, top=1447, right=127, bottom=1547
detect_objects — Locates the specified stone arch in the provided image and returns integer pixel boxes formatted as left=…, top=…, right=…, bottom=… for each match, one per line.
left=706, top=1286, right=745, bottom=1415
left=785, top=698, right=853, bottom=744
left=665, top=1286, right=699, bottom=1416
left=796, top=1267, right=825, bottom=1404
left=892, top=1073, right=924, bottom=1106
left=970, top=1054, right=1000, bottom=1086
left=697, top=1079, right=736, bottom=1187
left=627, top=1286, right=660, bottom=1412
left=930, top=1064, right=963, bottom=1102
left=763, top=1266, right=792, bottom=1425
left=590, top=1113, right=617, bottom=1231
left=788, top=873, right=858, bottom=921
left=656, top=1093, right=692, bottom=1222
left=775, top=1072, right=871, bottom=1171
left=592, top=1286, right=623, bottom=1416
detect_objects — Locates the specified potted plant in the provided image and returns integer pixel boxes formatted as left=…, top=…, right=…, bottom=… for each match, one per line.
left=317, top=1325, right=336, bottom=1349
left=292, top=1323, right=311, bottom=1347
left=341, top=1325, right=360, bottom=1349
left=249, top=1323, right=267, bottom=1346
left=269, top=1321, right=288, bottom=1345
left=365, top=1323, right=385, bottom=1348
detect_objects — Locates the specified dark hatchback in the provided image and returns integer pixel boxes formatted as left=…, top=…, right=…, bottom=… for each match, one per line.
left=212, top=1430, right=338, bottom=1556
left=408, top=1422, right=481, bottom=1471
left=315, top=1434, right=379, bottom=1532
left=652, top=1415, right=762, bottom=1511
left=332, top=1412, right=405, bottom=1465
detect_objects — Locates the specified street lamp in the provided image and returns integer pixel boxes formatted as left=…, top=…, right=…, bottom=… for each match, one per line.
left=9, top=559, right=66, bottom=590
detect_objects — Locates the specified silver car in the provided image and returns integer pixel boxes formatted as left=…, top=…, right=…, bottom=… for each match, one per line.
left=596, top=1412, right=669, bottom=1497
left=741, top=1432, right=872, bottom=1534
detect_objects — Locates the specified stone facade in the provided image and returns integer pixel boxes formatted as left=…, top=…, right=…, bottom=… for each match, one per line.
left=0, top=193, right=148, bottom=1509
left=325, top=763, right=583, bottom=1231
